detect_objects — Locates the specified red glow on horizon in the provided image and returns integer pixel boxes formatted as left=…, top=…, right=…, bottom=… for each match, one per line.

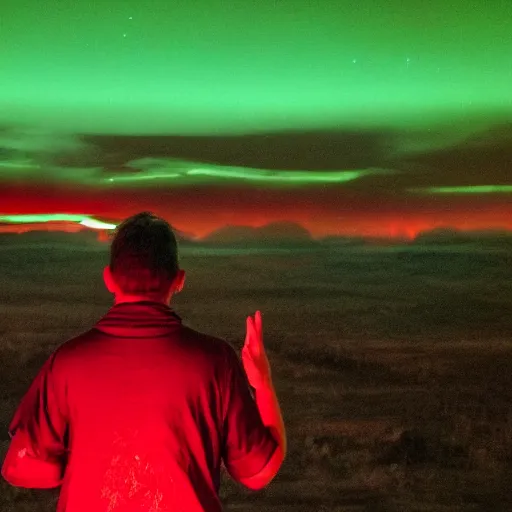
left=1, top=184, right=512, bottom=240
left=1, top=215, right=512, bottom=241
left=0, top=222, right=85, bottom=234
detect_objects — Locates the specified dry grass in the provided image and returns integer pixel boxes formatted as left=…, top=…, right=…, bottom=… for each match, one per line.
left=1, top=241, right=512, bottom=511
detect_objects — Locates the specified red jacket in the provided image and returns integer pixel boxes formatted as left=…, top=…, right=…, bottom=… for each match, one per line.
left=2, top=301, right=277, bottom=511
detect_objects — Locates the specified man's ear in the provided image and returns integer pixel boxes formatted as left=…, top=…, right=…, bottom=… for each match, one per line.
left=175, top=269, right=186, bottom=293
left=103, top=266, right=116, bottom=294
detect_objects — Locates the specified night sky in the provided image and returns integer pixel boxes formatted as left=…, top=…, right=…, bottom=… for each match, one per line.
left=1, top=0, right=511, bottom=238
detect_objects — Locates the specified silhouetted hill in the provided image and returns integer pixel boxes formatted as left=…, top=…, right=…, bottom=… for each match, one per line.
left=201, top=221, right=316, bottom=246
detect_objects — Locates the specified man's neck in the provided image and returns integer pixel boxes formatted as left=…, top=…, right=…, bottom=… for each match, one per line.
left=113, top=294, right=170, bottom=306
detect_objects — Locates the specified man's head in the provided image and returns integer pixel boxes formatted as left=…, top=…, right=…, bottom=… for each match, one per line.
left=103, top=212, right=185, bottom=304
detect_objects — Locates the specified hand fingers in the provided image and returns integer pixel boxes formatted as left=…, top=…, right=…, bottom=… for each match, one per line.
left=255, top=310, right=262, bottom=338
left=244, top=317, right=259, bottom=354
left=251, top=311, right=262, bottom=349
left=245, top=312, right=264, bottom=355
left=244, top=316, right=254, bottom=348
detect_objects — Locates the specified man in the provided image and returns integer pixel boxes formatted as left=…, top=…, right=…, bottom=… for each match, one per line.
left=2, top=212, right=286, bottom=511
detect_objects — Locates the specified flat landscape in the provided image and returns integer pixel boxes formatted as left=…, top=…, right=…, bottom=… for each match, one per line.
left=1, top=237, right=512, bottom=511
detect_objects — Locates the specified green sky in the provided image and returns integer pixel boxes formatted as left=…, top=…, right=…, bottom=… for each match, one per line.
left=1, top=0, right=511, bottom=134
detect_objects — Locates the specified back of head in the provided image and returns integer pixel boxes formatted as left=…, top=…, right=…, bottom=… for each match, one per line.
left=109, top=212, right=179, bottom=295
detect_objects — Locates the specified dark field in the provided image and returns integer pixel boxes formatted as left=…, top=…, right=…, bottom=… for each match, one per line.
left=1, top=239, right=512, bottom=511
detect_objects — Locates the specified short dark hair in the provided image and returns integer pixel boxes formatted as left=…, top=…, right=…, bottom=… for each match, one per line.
left=109, top=212, right=179, bottom=295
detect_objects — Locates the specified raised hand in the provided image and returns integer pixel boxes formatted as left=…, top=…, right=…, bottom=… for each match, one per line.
left=241, top=311, right=271, bottom=389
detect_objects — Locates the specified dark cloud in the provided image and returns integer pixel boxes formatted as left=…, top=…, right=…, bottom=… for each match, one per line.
left=82, top=129, right=392, bottom=171
left=1, top=123, right=511, bottom=229
left=393, top=122, right=512, bottom=188
left=79, top=123, right=512, bottom=193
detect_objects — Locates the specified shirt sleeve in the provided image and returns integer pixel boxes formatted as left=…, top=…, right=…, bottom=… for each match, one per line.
left=8, top=352, right=69, bottom=465
left=221, top=345, right=278, bottom=481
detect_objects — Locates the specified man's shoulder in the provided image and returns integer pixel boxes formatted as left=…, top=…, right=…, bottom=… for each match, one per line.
left=50, top=329, right=103, bottom=363
left=53, top=325, right=236, bottom=359
left=49, top=325, right=240, bottom=378
left=180, top=325, right=237, bottom=359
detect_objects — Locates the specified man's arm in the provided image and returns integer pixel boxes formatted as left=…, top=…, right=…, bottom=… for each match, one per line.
left=1, top=353, right=68, bottom=488
left=238, top=311, right=286, bottom=489
left=237, top=375, right=286, bottom=490
left=221, top=311, right=285, bottom=489
left=2, top=429, right=64, bottom=488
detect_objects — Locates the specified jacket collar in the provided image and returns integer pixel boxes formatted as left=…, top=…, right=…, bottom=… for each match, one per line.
left=94, top=301, right=182, bottom=338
